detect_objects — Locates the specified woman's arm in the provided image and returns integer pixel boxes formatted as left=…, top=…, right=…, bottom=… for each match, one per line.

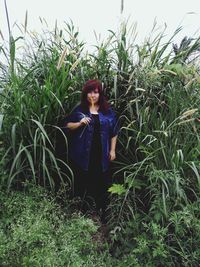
left=66, top=117, right=91, bottom=131
left=66, top=121, right=82, bottom=131
left=109, top=135, right=117, bottom=161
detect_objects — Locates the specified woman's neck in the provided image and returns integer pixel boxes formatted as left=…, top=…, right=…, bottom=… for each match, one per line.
left=89, top=104, right=99, bottom=114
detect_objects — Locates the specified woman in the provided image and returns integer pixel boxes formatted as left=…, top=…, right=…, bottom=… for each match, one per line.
left=65, top=79, right=119, bottom=219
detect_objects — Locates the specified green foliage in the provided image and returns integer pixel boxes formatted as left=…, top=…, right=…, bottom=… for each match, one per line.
left=108, top=183, right=126, bottom=195
left=148, top=169, right=188, bottom=221
left=0, top=21, right=86, bottom=190
left=0, top=183, right=114, bottom=267
left=109, top=201, right=200, bottom=266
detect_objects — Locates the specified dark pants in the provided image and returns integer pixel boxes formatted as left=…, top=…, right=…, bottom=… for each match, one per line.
left=69, top=160, right=111, bottom=211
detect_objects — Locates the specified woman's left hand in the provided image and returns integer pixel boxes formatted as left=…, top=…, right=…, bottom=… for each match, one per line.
left=109, top=150, right=116, bottom=161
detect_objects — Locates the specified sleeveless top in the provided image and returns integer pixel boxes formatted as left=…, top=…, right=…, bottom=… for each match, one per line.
left=88, top=114, right=102, bottom=172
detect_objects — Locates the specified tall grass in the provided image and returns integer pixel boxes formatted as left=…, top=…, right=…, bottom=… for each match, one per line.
left=0, top=19, right=88, bottom=191
left=0, top=13, right=199, bottom=192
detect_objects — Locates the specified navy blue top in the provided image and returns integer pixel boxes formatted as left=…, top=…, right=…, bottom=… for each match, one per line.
left=64, top=104, right=119, bottom=172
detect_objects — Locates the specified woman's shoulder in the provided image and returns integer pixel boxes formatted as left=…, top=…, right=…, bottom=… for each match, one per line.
left=101, top=106, right=117, bottom=120
left=71, top=103, right=83, bottom=113
left=107, top=106, right=117, bottom=116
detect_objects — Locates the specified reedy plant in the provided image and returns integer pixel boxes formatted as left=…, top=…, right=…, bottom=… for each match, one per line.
left=107, top=21, right=200, bottom=228
left=1, top=13, right=200, bottom=229
left=0, top=19, right=87, bottom=191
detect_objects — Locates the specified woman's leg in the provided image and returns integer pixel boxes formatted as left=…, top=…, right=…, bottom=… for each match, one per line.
left=69, top=160, right=87, bottom=198
left=94, top=169, right=111, bottom=213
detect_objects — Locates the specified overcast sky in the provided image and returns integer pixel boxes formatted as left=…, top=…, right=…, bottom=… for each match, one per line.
left=0, top=0, right=200, bottom=52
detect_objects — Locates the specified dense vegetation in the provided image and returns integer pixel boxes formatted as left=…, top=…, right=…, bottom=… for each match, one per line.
left=0, top=16, right=200, bottom=266
left=0, top=183, right=115, bottom=266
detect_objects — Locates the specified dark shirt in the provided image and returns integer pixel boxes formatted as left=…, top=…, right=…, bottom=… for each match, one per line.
left=88, top=114, right=102, bottom=171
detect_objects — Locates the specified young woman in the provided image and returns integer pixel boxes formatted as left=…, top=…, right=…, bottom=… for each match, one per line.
left=65, top=79, right=119, bottom=220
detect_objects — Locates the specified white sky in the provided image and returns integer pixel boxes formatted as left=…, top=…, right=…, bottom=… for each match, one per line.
left=0, top=0, right=200, bottom=52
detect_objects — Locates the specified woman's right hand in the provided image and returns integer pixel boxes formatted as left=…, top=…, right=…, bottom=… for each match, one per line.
left=80, top=117, right=91, bottom=126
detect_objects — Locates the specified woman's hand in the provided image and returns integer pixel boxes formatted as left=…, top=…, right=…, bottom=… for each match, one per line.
left=109, top=150, right=116, bottom=161
left=80, top=117, right=91, bottom=126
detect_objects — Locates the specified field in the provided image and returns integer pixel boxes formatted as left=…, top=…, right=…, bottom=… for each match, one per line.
left=0, top=15, right=200, bottom=266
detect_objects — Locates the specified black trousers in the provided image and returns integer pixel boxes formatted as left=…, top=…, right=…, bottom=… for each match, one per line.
left=69, top=160, right=111, bottom=210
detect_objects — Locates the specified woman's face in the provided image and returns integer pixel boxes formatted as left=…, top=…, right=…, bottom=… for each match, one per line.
left=87, top=89, right=100, bottom=106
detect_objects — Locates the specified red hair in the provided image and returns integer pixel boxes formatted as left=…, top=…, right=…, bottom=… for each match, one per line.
left=80, top=79, right=109, bottom=113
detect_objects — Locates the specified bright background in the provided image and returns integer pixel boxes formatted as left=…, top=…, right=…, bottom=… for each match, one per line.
left=0, top=0, right=200, bottom=51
